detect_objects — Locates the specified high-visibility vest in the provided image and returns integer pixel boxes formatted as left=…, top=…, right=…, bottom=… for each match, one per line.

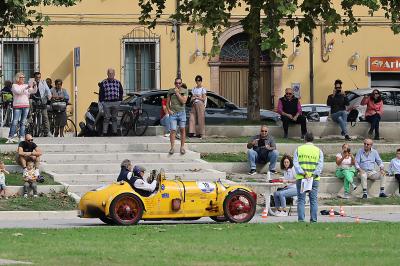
left=296, top=144, right=321, bottom=181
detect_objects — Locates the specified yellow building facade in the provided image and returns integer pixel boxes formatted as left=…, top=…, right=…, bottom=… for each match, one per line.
left=1, top=0, right=400, bottom=123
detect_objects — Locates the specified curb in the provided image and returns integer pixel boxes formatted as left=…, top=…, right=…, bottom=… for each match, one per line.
left=0, top=211, right=78, bottom=220
left=256, top=205, right=400, bottom=215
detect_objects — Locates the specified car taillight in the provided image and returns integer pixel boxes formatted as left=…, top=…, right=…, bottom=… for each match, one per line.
left=250, top=191, right=257, bottom=201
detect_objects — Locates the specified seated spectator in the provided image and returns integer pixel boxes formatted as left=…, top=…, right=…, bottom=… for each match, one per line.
left=247, top=125, right=279, bottom=175
left=327, top=79, right=351, bottom=141
left=160, top=96, right=170, bottom=137
left=117, top=159, right=133, bottom=182
left=355, top=138, right=387, bottom=199
left=361, top=89, right=383, bottom=140
left=335, top=143, right=357, bottom=199
left=131, top=165, right=157, bottom=196
left=273, top=155, right=297, bottom=217
left=277, top=88, right=307, bottom=139
left=388, top=148, right=400, bottom=195
left=0, top=161, right=10, bottom=199
left=16, top=134, right=42, bottom=169
left=23, top=160, right=39, bottom=198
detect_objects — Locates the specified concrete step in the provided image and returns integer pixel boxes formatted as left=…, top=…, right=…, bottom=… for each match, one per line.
left=2, top=185, right=65, bottom=197
left=53, top=169, right=226, bottom=185
left=41, top=151, right=200, bottom=163
left=42, top=161, right=217, bottom=174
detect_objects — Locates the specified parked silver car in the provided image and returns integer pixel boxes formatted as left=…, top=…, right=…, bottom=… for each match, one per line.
left=346, top=88, right=400, bottom=121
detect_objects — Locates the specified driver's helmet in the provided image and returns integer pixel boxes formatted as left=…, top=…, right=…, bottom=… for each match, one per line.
left=307, top=111, right=320, bottom=122
left=133, top=165, right=146, bottom=177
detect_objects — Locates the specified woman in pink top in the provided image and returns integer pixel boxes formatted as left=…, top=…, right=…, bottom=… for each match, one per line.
left=361, top=89, right=383, bottom=140
left=7, top=72, right=37, bottom=143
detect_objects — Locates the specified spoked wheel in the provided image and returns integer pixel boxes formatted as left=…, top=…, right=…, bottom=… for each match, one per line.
left=210, top=216, right=228, bottom=223
left=120, top=111, right=134, bottom=136
left=223, top=190, right=256, bottom=223
left=63, top=119, right=77, bottom=137
left=110, top=193, right=143, bottom=225
left=134, top=110, right=149, bottom=136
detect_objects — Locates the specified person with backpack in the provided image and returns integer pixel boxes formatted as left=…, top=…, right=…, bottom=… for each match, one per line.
left=327, top=79, right=351, bottom=141
left=361, top=89, right=383, bottom=140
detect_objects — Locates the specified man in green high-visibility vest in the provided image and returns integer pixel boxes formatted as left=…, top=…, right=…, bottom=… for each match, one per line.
left=293, top=132, right=324, bottom=222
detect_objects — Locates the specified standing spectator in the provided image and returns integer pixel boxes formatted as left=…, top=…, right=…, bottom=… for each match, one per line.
left=273, top=155, right=297, bottom=217
left=361, top=89, right=383, bottom=140
left=293, top=132, right=324, bottom=222
left=335, top=143, right=357, bottom=199
left=0, top=161, right=9, bottom=199
left=160, top=96, right=170, bottom=137
left=99, top=68, right=123, bottom=136
left=16, top=134, right=42, bottom=169
left=22, top=160, right=39, bottom=198
left=247, top=125, right=279, bottom=175
left=355, top=138, right=387, bottom=199
left=50, top=79, right=70, bottom=137
left=33, top=71, right=52, bottom=137
left=1, top=80, right=13, bottom=126
left=166, top=78, right=188, bottom=155
left=188, top=75, right=207, bottom=139
left=388, top=148, right=400, bottom=194
left=277, top=88, right=307, bottom=139
left=7, top=72, right=37, bottom=143
left=327, top=79, right=351, bottom=141
left=46, top=78, right=53, bottom=90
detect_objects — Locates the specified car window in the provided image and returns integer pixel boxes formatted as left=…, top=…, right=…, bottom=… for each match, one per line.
left=206, top=93, right=226, bottom=109
left=394, top=92, right=400, bottom=106
left=316, top=106, right=330, bottom=116
left=121, top=95, right=136, bottom=104
left=345, top=91, right=359, bottom=102
left=142, top=94, right=162, bottom=106
left=301, top=106, right=312, bottom=113
left=381, top=91, right=394, bottom=105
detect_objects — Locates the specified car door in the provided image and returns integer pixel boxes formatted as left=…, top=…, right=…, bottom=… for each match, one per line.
left=394, top=92, right=400, bottom=120
left=141, top=93, right=165, bottom=125
left=205, top=93, right=245, bottom=124
left=380, top=91, right=396, bottom=121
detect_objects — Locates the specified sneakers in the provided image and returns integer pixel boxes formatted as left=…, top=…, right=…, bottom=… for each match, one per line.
left=362, top=193, right=368, bottom=199
left=33, top=194, right=38, bottom=198
left=275, top=211, right=288, bottom=217
left=345, top=135, right=352, bottom=141
left=269, top=169, right=277, bottom=174
left=23, top=194, right=28, bottom=198
left=379, top=192, right=388, bottom=198
left=283, top=133, right=288, bottom=139
left=248, top=169, right=257, bottom=176
left=343, top=192, right=350, bottom=199
left=351, top=183, right=357, bottom=191
left=188, top=133, right=195, bottom=138
left=6, top=138, right=16, bottom=144
left=168, top=148, right=174, bottom=155
left=164, top=133, right=170, bottom=137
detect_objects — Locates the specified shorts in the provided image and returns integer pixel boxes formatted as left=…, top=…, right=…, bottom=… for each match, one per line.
left=169, top=111, right=186, bottom=131
left=0, top=184, right=6, bottom=190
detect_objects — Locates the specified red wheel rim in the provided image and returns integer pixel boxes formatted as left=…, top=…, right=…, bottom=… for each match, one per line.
left=114, top=196, right=141, bottom=223
left=226, top=194, right=254, bottom=222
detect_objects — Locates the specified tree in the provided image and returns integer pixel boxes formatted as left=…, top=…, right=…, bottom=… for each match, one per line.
left=0, top=0, right=79, bottom=38
left=139, top=0, right=400, bottom=121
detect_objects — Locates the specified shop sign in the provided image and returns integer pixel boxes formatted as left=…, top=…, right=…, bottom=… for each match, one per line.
left=368, top=56, right=400, bottom=73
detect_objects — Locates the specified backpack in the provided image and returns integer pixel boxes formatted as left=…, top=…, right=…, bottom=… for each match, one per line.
left=347, top=109, right=359, bottom=127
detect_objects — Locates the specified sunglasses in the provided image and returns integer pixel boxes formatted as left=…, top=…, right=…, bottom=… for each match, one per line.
left=364, top=143, right=372, bottom=146
left=374, top=92, right=380, bottom=95
left=19, top=76, right=25, bottom=79
left=195, top=79, right=202, bottom=82
left=27, top=139, right=34, bottom=142
left=175, top=82, right=182, bottom=85
left=286, top=93, right=293, bottom=95
left=260, top=130, right=268, bottom=132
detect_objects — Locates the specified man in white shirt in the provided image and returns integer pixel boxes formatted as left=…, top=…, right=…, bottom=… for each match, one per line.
left=131, top=165, right=157, bottom=195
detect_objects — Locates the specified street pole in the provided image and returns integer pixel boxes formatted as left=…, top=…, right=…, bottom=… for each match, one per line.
left=176, top=0, right=181, bottom=79
left=309, top=33, right=314, bottom=104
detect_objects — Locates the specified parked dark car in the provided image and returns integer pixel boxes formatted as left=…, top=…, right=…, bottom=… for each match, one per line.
left=119, top=89, right=281, bottom=125
left=346, top=88, right=400, bottom=121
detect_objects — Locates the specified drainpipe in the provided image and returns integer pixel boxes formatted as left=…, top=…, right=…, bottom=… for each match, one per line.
left=176, top=0, right=181, bottom=79
left=309, top=33, right=314, bottom=104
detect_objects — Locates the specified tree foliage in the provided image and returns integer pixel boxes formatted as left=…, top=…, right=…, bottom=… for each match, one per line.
left=0, top=0, right=79, bottom=38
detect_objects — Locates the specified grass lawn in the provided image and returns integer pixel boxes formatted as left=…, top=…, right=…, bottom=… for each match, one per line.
left=188, top=136, right=368, bottom=143
left=5, top=172, right=59, bottom=186
left=323, top=196, right=400, bottom=206
left=0, top=191, right=76, bottom=211
left=0, top=223, right=398, bottom=265
left=0, top=152, right=17, bottom=165
left=0, top=137, right=9, bottom=144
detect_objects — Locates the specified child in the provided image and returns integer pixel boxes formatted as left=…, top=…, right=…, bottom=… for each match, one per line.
left=23, top=160, right=39, bottom=198
left=335, top=143, right=357, bottom=199
left=273, top=155, right=297, bottom=217
left=388, top=148, right=400, bottom=194
left=0, top=161, right=10, bottom=199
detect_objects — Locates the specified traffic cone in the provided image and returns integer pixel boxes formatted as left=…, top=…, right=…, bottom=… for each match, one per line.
left=329, top=208, right=335, bottom=218
left=339, top=206, right=345, bottom=217
left=355, top=216, right=360, bottom=224
left=261, top=208, right=268, bottom=219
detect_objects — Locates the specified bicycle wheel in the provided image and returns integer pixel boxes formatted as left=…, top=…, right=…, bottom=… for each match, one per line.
left=120, top=111, right=134, bottom=136
left=64, top=119, right=77, bottom=137
left=134, top=110, right=149, bottom=136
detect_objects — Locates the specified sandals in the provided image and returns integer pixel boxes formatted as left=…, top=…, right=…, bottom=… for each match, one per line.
left=180, top=148, right=186, bottom=155
left=169, top=148, right=174, bottom=155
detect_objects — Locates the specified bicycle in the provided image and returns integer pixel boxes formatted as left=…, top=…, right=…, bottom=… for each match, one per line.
left=120, top=99, right=149, bottom=136
left=49, top=102, right=77, bottom=137
left=0, top=92, right=13, bottom=127
left=26, top=97, right=46, bottom=137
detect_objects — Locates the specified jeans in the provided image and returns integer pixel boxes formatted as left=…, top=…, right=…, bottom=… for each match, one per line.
left=365, top=114, right=380, bottom=138
left=9, top=107, right=30, bottom=138
left=296, top=179, right=319, bottom=222
left=169, top=111, right=186, bottom=131
left=335, top=167, right=357, bottom=193
left=331, top=110, right=348, bottom=135
left=395, top=174, right=400, bottom=193
left=160, top=115, right=171, bottom=133
left=102, top=101, right=121, bottom=134
left=273, top=186, right=297, bottom=208
left=247, top=149, right=279, bottom=171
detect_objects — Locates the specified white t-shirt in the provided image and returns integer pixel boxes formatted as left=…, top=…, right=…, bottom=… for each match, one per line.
left=0, top=172, right=5, bottom=185
left=336, top=153, right=352, bottom=168
left=192, top=87, right=207, bottom=105
left=283, top=167, right=296, bottom=188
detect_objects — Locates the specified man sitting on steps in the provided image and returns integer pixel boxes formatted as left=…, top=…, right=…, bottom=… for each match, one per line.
left=16, top=134, right=42, bottom=169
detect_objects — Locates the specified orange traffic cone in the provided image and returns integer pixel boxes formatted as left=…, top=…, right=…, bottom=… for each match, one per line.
left=261, top=208, right=268, bottom=219
left=339, top=206, right=345, bottom=217
left=329, top=208, right=335, bottom=218
left=355, top=216, right=360, bottom=224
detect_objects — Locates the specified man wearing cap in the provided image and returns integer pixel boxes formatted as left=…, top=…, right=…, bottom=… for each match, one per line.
left=131, top=165, right=157, bottom=196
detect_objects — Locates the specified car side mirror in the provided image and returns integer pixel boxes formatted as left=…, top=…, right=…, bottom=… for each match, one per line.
left=224, top=102, right=236, bottom=109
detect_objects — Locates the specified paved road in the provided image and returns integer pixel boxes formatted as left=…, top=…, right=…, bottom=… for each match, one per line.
left=1, top=213, right=400, bottom=228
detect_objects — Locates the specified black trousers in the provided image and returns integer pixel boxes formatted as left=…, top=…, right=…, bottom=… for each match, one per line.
left=395, top=174, right=400, bottom=193
left=365, top=113, right=381, bottom=139
left=281, top=115, right=307, bottom=136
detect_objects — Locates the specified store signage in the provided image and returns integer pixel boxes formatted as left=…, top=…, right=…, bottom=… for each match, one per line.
left=368, top=56, right=400, bottom=73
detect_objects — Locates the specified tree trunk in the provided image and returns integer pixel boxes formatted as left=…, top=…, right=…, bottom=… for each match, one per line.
left=244, top=3, right=261, bottom=121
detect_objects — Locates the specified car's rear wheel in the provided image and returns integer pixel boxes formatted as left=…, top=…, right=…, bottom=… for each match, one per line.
left=110, top=193, right=143, bottom=225
left=99, top=215, right=116, bottom=225
left=223, top=190, right=256, bottom=223
left=210, top=216, right=228, bottom=222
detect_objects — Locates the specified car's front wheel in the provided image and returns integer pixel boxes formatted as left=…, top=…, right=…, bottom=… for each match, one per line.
left=110, top=193, right=144, bottom=225
left=223, top=190, right=256, bottom=223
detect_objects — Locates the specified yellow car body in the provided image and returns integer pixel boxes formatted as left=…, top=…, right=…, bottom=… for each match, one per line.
left=78, top=172, right=257, bottom=225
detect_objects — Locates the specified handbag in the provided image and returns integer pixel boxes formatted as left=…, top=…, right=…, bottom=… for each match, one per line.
left=51, top=101, right=67, bottom=112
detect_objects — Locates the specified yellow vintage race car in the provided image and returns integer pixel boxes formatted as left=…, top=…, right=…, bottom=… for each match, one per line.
left=78, top=170, right=257, bottom=225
